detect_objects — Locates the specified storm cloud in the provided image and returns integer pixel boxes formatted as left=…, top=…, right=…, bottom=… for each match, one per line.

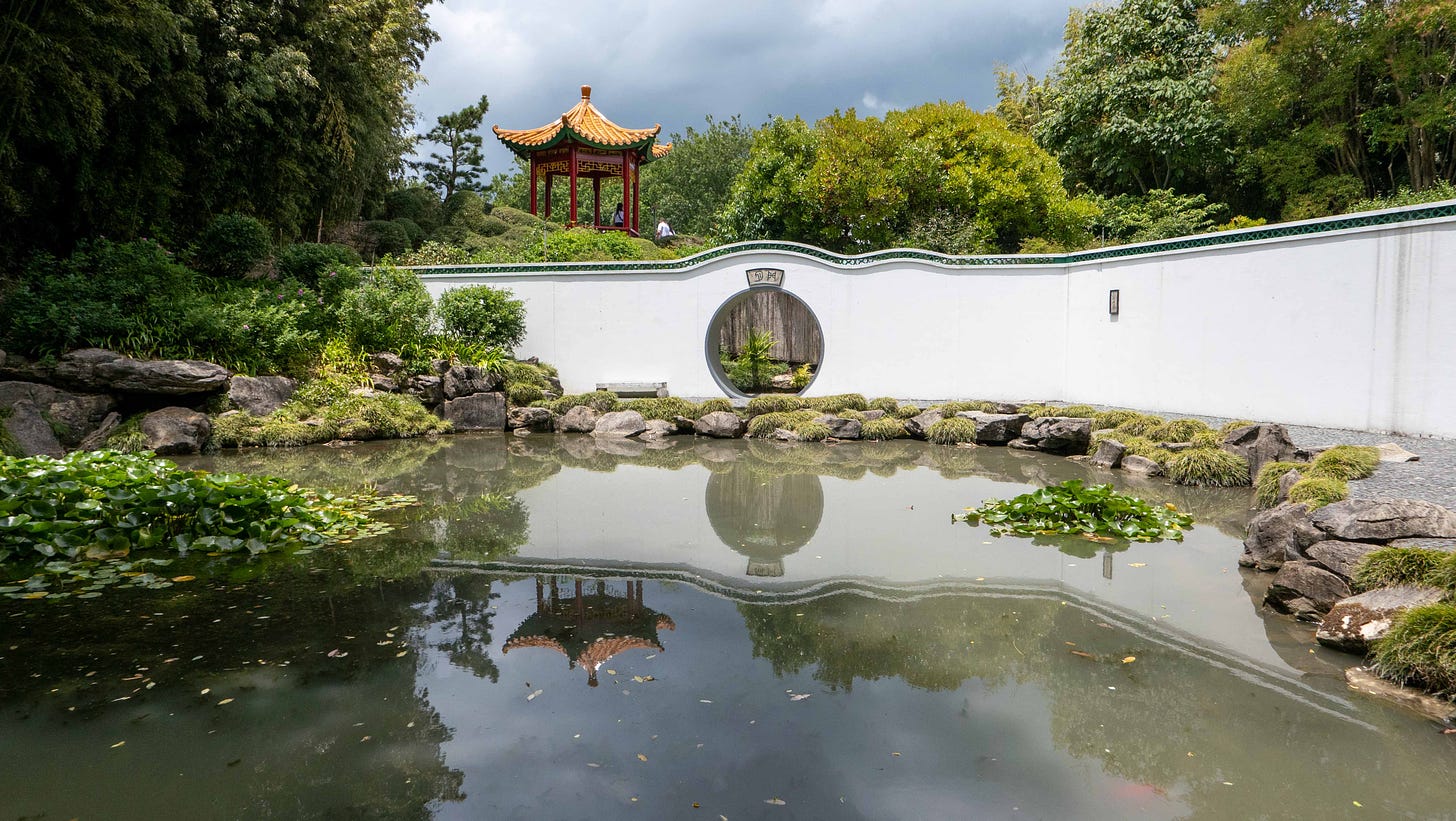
left=411, top=0, right=1081, bottom=176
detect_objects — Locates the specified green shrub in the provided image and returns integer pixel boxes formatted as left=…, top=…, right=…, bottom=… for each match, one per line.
left=1287, top=475, right=1348, bottom=509
left=362, top=220, right=411, bottom=259
left=927, top=416, right=977, bottom=445
left=212, top=391, right=448, bottom=448
left=957, top=480, right=1194, bottom=542
left=1352, top=547, right=1449, bottom=592
left=195, top=213, right=270, bottom=278
left=338, top=263, right=433, bottom=354
left=806, top=393, right=868, bottom=413
left=1092, top=409, right=1141, bottom=430
left=274, top=243, right=362, bottom=286
left=1370, top=603, right=1456, bottom=694
left=383, top=186, right=442, bottom=232
left=747, top=394, right=805, bottom=415
left=790, top=363, right=814, bottom=389
left=508, top=383, right=544, bottom=406
left=862, top=417, right=909, bottom=440
left=792, top=421, right=833, bottom=442
left=435, top=285, right=527, bottom=349
left=1254, top=461, right=1309, bottom=508
left=1151, top=418, right=1210, bottom=442
left=1059, top=404, right=1098, bottom=418
left=391, top=217, right=425, bottom=250
left=1164, top=448, right=1250, bottom=487
left=869, top=397, right=901, bottom=413
left=1310, top=445, right=1380, bottom=481
left=894, top=404, right=922, bottom=419
left=695, top=398, right=733, bottom=416
left=1191, top=430, right=1221, bottom=448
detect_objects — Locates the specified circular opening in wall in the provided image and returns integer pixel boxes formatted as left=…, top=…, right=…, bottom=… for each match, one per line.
left=704, top=289, right=824, bottom=398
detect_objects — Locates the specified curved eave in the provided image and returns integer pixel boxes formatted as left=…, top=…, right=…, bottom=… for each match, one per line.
left=494, top=124, right=664, bottom=160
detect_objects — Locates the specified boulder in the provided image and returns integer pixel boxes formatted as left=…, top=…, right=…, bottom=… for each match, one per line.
left=769, top=373, right=795, bottom=390
left=369, top=373, right=398, bottom=392
left=693, top=411, right=746, bottom=439
left=2, top=399, right=63, bottom=457
left=0, top=381, right=116, bottom=447
left=1375, top=443, right=1419, bottom=463
left=593, top=410, right=648, bottom=438
left=904, top=409, right=943, bottom=439
left=368, top=352, right=405, bottom=374
left=227, top=375, right=297, bottom=416
left=817, top=415, right=862, bottom=440
left=140, top=407, right=211, bottom=455
left=405, top=375, right=445, bottom=406
left=1265, top=561, right=1352, bottom=614
left=77, top=411, right=121, bottom=451
left=50, top=348, right=123, bottom=389
left=1120, top=454, right=1163, bottom=476
left=545, top=375, right=564, bottom=394
left=862, top=409, right=886, bottom=421
left=1305, top=540, right=1381, bottom=582
left=442, top=365, right=500, bottom=399
left=56, top=349, right=229, bottom=395
left=671, top=414, right=696, bottom=433
left=1242, top=502, right=1323, bottom=571
left=956, top=411, right=1029, bottom=444
left=1317, top=586, right=1449, bottom=653
left=1345, top=667, right=1456, bottom=723
left=558, top=406, right=601, bottom=433
left=1276, top=468, right=1303, bottom=505
left=638, top=419, right=678, bottom=441
left=1089, top=438, right=1126, bottom=469
left=1221, top=423, right=1303, bottom=482
left=440, top=392, right=506, bottom=431
left=1311, top=499, right=1456, bottom=542
left=507, top=406, right=553, bottom=431
left=991, top=402, right=1023, bottom=415
left=771, top=428, right=800, bottom=441
left=1015, top=416, right=1092, bottom=455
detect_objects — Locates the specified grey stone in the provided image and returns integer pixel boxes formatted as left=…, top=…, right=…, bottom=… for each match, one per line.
left=50, top=348, right=123, bottom=389
left=140, top=407, right=212, bottom=455
left=1277, top=468, right=1303, bottom=505
left=559, top=406, right=601, bottom=433
left=991, top=402, right=1023, bottom=415
left=1242, top=502, right=1323, bottom=571
left=3, top=399, right=63, bottom=457
left=368, top=352, right=405, bottom=373
left=1282, top=597, right=1325, bottom=623
left=638, top=419, right=677, bottom=441
left=405, top=375, right=444, bottom=406
left=672, top=414, right=696, bottom=433
left=1317, top=586, right=1449, bottom=653
left=430, top=358, right=450, bottom=375
left=593, top=410, right=648, bottom=438
left=441, top=392, right=506, bottom=431
left=1089, top=438, right=1126, bottom=469
left=545, top=375, right=564, bottom=394
left=1120, top=454, right=1164, bottom=476
left=1345, top=667, right=1456, bottom=723
left=442, top=365, right=500, bottom=399
left=817, top=415, right=862, bottom=440
left=769, top=373, right=795, bottom=390
left=1306, top=540, right=1382, bottom=581
left=77, top=412, right=121, bottom=451
left=956, top=411, right=1030, bottom=444
left=1266, top=560, right=1351, bottom=614
left=513, top=427, right=533, bottom=437
left=1007, top=437, right=1040, bottom=451
left=1375, top=443, right=1420, bottom=462
left=0, top=381, right=116, bottom=447
left=693, top=410, right=746, bottom=439
left=1017, top=416, right=1093, bottom=455
left=369, top=373, right=398, bottom=392
left=862, top=409, right=887, bottom=421
left=905, top=409, right=944, bottom=439
left=771, top=428, right=799, bottom=441
left=1311, top=499, right=1456, bottom=541
left=507, top=406, right=552, bottom=431
left=227, top=375, right=297, bottom=416
left=0, top=350, right=51, bottom=382
left=1221, top=423, right=1303, bottom=482
left=1387, top=537, right=1456, bottom=551
left=78, top=352, right=228, bottom=395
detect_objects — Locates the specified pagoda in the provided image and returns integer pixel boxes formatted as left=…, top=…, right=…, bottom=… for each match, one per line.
left=492, top=86, right=671, bottom=237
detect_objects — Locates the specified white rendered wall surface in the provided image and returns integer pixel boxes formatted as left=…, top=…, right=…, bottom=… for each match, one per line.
left=412, top=203, right=1456, bottom=438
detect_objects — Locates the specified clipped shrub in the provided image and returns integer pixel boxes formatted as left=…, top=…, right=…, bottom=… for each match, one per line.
left=746, top=394, right=805, bottom=415
left=695, top=398, right=734, bottom=416
left=1370, top=603, right=1456, bottom=694
left=1151, top=418, right=1210, bottom=443
left=1352, top=547, right=1449, bottom=592
left=391, top=217, right=425, bottom=249
left=894, top=404, right=922, bottom=419
left=862, top=418, right=909, bottom=440
left=274, top=243, right=361, bottom=286
left=1164, top=448, right=1250, bottom=487
left=869, top=396, right=901, bottom=413
left=1310, top=445, right=1380, bottom=481
left=383, top=185, right=443, bottom=233
left=1254, top=461, right=1309, bottom=508
left=1092, top=409, right=1141, bottom=430
left=1287, top=475, right=1348, bottom=509
left=436, top=284, right=527, bottom=350
left=195, top=212, right=270, bottom=278
left=363, top=220, right=411, bottom=259
left=927, top=416, right=977, bottom=445
left=806, top=393, right=868, bottom=413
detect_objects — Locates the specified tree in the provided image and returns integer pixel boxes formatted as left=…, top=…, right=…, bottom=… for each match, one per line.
left=417, top=94, right=490, bottom=200
left=719, top=103, right=1093, bottom=253
left=1036, top=0, right=1228, bottom=195
left=639, top=115, right=754, bottom=237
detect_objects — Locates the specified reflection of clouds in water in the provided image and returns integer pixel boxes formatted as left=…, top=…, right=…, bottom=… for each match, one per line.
left=706, top=462, right=824, bottom=577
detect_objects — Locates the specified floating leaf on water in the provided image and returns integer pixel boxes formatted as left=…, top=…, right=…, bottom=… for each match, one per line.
left=587, top=762, right=601, bottom=768
left=170, top=575, right=195, bottom=583
left=395, top=650, right=408, bottom=658
left=1070, top=650, right=1095, bottom=659
left=110, top=741, right=126, bottom=749
left=699, top=699, right=713, bottom=704
left=326, top=649, right=347, bottom=658
left=217, top=698, right=234, bottom=705
left=1129, top=563, right=1148, bottom=568
left=526, top=689, right=543, bottom=702
left=1122, top=656, right=1137, bottom=664
left=764, top=798, right=787, bottom=805
left=789, top=694, right=812, bottom=701
left=637, top=753, right=648, bottom=762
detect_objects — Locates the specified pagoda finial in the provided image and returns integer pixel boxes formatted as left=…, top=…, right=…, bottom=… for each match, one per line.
left=581, top=84, right=592, bottom=101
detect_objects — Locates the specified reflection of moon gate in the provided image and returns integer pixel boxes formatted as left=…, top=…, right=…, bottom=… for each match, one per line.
left=502, top=576, right=675, bottom=687
left=705, top=465, right=824, bottom=577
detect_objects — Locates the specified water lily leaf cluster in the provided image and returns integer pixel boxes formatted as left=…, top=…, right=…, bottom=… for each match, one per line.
left=956, top=480, right=1194, bottom=542
left=0, top=450, right=414, bottom=583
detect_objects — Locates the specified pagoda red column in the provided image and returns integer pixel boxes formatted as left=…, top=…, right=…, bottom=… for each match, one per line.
left=544, top=174, right=553, bottom=219
left=631, top=157, right=640, bottom=235
left=528, top=155, right=538, bottom=215
left=568, top=144, right=579, bottom=226
left=620, top=150, right=632, bottom=234
left=593, top=178, right=601, bottom=226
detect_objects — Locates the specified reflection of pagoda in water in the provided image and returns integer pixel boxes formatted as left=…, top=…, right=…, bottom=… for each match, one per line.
left=705, top=464, right=824, bottom=577
left=503, top=576, right=675, bottom=686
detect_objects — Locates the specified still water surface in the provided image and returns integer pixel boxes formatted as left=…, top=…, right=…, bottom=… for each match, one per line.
left=1, top=434, right=1452, bottom=819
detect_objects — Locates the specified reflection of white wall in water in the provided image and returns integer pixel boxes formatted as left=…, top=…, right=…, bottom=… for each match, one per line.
left=414, top=203, right=1456, bottom=437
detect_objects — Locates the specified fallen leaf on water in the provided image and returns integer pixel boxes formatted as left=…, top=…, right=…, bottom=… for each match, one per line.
left=327, top=649, right=347, bottom=658
left=765, top=798, right=787, bottom=805
left=1122, top=656, right=1137, bottom=664
left=1064, top=641, right=1076, bottom=646
left=217, top=698, right=234, bottom=705
left=395, top=650, right=408, bottom=657
left=637, top=754, right=648, bottom=762
left=360, top=736, right=371, bottom=742
left=1441, top=728, right=1456, bottom=734
left=526, top=689, right=543, bottom=702
left=1070, top=650, right=1095, bottom=659
left=891, top=752, right=901, bottom=756
left=110, top=741, right=125, bottom=749
left=200, top=688, right=210, bottom=695
left=1353, top=801, right=1362, bottom=807
left=632, top=676, right=645, bottom=683
left=587, top=762, right=601, bottom=768
left=1128, top=562, right=1148, bottom=568
left=645, top=654, right=656, bottom=660
left=699, top=699, right=713, bottom=704
left=789, top=694, right=812, bottom=701
left=606, top=669, right=616, bottom=675
left=171, top=575, right=195, bottom=583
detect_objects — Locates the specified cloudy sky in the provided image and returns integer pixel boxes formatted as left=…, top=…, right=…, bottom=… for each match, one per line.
left=411, top=0, right=1082, bottom=176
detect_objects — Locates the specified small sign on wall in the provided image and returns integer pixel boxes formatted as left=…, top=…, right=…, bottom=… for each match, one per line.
left=746, top=268, right=785, bottom=287
left=1108, top=289, right=1120, bottom=316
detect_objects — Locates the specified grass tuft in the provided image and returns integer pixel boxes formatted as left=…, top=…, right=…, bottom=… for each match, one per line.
left=1254, top=461, right=1309, bottom=508
left=1058, top=404, right=1098, bottom=418
left=837, top=409, right=866, bottom=422
left=926, top=416, right=977, bottom=445
left=624, top=397, right=698, bottom=421
left=805, top=393, right=869, bottom=413
left=861, top=418, right=909, bottom=440
left=934, top=400, right=996, bottom=414
left=1092, top=409, right=1141, bottom=431
left=694, top=398, right=733, bottom=416
left=1218, top=419, right=1256, bottom=436
left=1164, top=448, right=1250, bottom=487
left=1352, top=547, right=1449, bottom=592
left=792, top=421, right=833, bottom=442
left=1370, top=603, right=1456, bottom=694
left=1287, top=475, right=1348, bottom=509
left=1113, top=414, right=1166, bottom=438
left=1310, top=445, right=1380, bottom=481
left=746, top=394, right=805, bottom=415
left=1150, top=418, right=1210, bottom=443
left=894, top=404, right=922, bottom=419
left=545, top=390, right=621, bottom=415
left=868, top=396, right=900, bottom=413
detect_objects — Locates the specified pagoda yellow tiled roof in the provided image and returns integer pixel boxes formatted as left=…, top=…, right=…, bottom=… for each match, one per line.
left=493, top=86, right=670, bottom=160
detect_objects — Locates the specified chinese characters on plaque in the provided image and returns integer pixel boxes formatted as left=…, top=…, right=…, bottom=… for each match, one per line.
left=746, top=268, right=785, bottom=286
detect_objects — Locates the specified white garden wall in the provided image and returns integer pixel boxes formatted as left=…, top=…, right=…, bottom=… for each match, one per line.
left=411, top=201, right=1456, bottom=438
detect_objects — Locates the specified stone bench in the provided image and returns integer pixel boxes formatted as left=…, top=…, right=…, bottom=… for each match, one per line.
left=596, top=381, right=669, bottom=398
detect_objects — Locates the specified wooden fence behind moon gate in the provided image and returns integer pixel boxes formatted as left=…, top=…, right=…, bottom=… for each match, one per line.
left=717, top=291, right=824, bottom=365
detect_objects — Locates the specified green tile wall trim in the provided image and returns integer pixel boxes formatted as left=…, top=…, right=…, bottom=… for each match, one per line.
left=403, top=201, right=1456, bottom=278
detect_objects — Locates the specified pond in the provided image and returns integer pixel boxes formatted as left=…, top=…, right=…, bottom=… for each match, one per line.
left=2, top=434, right=1452, bottom=819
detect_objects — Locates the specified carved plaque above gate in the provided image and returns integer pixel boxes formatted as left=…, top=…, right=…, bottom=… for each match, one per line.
left=746, top=268, right=785, bottom=287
